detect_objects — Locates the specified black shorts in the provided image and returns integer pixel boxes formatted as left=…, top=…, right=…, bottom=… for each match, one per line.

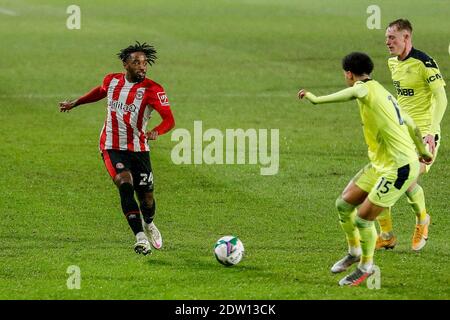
left=101, top=149, right=154, bottom=193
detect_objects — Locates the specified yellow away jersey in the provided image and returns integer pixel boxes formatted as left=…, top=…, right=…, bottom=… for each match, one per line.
left=388, top=48, right=446, bottom=135
left=355, top=80, right=418, bottom=172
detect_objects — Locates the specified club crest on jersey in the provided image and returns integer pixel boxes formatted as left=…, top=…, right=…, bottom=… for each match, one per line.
left=157, top=92, right=169, bottom=106
left=135, top=91, right=144, bottom=100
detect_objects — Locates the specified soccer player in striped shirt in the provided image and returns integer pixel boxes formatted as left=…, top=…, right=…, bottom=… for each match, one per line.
left=297, top=52, right=432, bottom=286
left=59, top=42, right=175, bottom=255
left=376, top=19, right=447, bottom=251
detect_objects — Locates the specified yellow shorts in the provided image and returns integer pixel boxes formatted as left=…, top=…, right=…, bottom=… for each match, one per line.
left=353, top=161, right=420, bottom=208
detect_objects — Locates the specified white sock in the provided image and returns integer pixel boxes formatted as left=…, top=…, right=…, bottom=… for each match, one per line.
left=359, top=262, right=373, bottom=273
left=349, top=246, right=362, bottom=257
left=136, top=232, right=147, bottom=242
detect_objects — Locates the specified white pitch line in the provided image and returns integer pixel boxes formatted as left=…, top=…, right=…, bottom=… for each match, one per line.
left=0, top=92, right=294, bottom=99
left=0, top=8, right=18, bottom=16
left=0, top=94, right=81, bottom=99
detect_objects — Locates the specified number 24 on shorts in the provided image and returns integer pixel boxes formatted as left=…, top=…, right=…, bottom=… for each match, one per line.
left=139, top=173, right=153, bottom=185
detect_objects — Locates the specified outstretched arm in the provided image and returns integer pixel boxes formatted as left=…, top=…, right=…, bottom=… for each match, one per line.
left=59, top=86, right=107, bottom=112
left=298, top=85, right=368, bottom=105
left=402, top=113, right=433, bottom=164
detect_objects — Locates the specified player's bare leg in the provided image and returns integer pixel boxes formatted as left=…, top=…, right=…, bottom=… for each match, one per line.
left=331, top=180, right=367, bottom=273
left=137, top=191, right=162, bottom=249
left=341, top=179, right=369, bottom=205
left=114, top=171, right=151, bottom=255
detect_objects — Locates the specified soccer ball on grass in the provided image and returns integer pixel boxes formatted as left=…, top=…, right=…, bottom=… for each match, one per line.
left=214, top=236, right=244, bottom=266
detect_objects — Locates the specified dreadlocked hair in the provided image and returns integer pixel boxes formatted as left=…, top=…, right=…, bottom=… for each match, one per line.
left=117, top=41, right=157, bottom=65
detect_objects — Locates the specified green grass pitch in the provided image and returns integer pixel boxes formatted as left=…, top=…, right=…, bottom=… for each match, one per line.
left=0, top=0, right=449, bottom=299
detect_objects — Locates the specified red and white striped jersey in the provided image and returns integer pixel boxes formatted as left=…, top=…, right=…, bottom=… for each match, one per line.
left=97, top=73, right=174, bottom=152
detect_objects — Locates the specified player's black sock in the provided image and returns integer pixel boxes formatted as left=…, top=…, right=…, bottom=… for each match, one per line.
left=141, top=199, right=156, bottom=224
left=125, top=212, right=144, bottom=235
left=119, top=183, right=143, bottom=235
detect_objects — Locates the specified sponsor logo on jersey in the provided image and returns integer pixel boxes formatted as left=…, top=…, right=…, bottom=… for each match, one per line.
left=393, top=81, right=414, bottom=96
left=427, top=73, right=442, bottom=83
left=397, top=88, right=415, bottom=96
left=393, top=81, right=400, bottom=89
left=157, top=92, right=169, bottom=106
left=108, top=100, right=137, bottom=112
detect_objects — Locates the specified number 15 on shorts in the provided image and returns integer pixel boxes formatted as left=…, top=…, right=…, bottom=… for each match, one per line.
left=376, top=177, right=392, bottom=199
